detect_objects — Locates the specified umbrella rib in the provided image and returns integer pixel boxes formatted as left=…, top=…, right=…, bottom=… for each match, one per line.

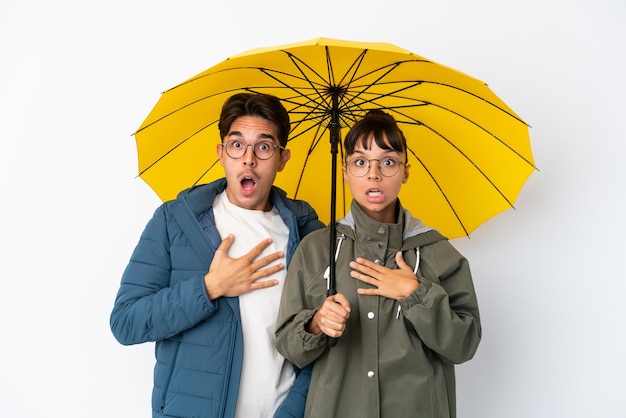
left=291, top=123, right=327, bottom=198
left=334, top=50, right=381, bottom=126
left=137, top=63, right=334, bottom=134
left=358, top=77, right=527, bottom=125
left=337, top=50, right=369, bottom=87
left=277, top=52, right=337, bottom=107
left=418, top=120, right=518, bottom=210
left=289, top=108, right=330, bottom=139
left=325, top=45, right=338, bottom=87
left=135, top=87, right=244, bottom=134
left=254, top=65, right=332, bottom=119
left=137, top=122, right=217, bottom=175
left=330, top=55, right=528, bottom=126
left=192, top=158, right=221, bottom=188
left=280, top=49, right=386, bottom=120
left=325, top=47, right=371, bottom=94
left=241, top=84, right=329, bottom=124
left=407, top=147, right=470, bottom=237
left=337, top=80, right=534, bottom=170
left=371, top=86, right=529, bottom=214
left=340, top=61, right=403, bottom=115
left=389, top=98, right=535, bottom=170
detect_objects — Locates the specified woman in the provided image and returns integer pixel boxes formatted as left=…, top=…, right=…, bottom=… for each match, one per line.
left=275, top=109, right=482, bottom=418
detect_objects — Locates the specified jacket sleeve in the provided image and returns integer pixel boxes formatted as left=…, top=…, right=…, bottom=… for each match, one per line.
left=110, top=205, right=216, bottom=345
left=275, top=238, right=329, bottom=369
left=399, top=240, right=482, bottom=364
left=273, top=365, right=312, bottom=418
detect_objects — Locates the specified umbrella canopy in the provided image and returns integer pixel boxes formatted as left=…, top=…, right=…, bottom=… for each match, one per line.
left=135, top=37, right=535, bottom=239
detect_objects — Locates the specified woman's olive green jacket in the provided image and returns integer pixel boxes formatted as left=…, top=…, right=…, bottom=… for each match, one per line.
left=275, top=201, right=481, bottom=418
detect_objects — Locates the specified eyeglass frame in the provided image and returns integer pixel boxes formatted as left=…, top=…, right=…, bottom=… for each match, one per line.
left=220, top=139, right=285, bottom=160
left=345, top=156, right=407, bottom=177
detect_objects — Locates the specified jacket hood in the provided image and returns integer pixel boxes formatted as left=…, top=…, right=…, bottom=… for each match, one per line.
left=338, top=199, right=447, bottom=249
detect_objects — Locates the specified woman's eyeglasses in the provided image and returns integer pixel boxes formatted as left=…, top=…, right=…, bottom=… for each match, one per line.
left=345, top=157, right=406, bottom=177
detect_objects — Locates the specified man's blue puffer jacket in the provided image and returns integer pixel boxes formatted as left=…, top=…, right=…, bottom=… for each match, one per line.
left=110, top=179, right=323, bottom=417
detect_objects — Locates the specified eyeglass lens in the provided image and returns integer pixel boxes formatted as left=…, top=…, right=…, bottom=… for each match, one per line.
left=347, top=157, right=403, bottom=177
left=223, top=140, right=279, bottom=160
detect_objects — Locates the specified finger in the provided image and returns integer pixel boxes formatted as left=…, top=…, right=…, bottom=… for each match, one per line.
left=351, top=257, right=382, bottom=275
left=251, top=250, right=284, bottom=270
left=216, top=234, right=235, bottom=255
left=251, top=278, right=279, bottom=290
left=357, top=287, right=380, bottom=296
left=321, top=321, right=345, bottom=338
left=350, top=270, right=377, bottom=286
left=324, top=320, right=346, bottom=337
left=330, top=293, right=351, bottom=313
left=318, top=309, right=348, bottom=335
left=354, top=257, right=376, bottom=269
left=246, top=238, right=273, bottom=261
left=252, top=262, right=285, bottom=279
left=395, top=251, right=412, bottom=271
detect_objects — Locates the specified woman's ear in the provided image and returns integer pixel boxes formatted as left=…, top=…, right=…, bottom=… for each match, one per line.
left=403, top=164, right=410, bottom=184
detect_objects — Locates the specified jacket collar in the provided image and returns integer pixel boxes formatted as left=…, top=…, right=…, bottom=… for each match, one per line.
left=176, top=178, right=290, bottom=218
left=338, top=200, right=446, bottom=248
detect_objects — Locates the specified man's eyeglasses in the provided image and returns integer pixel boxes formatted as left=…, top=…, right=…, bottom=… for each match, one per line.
left=345, top=157, right=406, bottom=177
left=221, top=139, right=284, bottom=160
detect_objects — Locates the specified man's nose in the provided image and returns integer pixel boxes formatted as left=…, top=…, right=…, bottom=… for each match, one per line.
left=242, top=144, right=256, bottom=165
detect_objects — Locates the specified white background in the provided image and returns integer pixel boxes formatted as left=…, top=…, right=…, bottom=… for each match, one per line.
left=1, top=0, right=624, bottom=417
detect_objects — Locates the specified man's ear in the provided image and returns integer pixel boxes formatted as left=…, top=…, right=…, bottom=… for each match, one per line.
left=216, top=143, right=225, bottom=167
left=277, top=148, right=291, bottom=172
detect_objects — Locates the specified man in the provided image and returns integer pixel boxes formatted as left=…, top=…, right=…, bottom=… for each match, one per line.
left=111, top=93, right=324, bottom=418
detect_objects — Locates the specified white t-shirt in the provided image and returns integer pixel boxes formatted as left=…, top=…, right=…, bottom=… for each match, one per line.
left=213, top=192, right=295, bottom=418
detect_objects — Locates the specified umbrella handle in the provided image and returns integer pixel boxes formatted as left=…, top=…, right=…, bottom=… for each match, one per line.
left=326, top=287, right=339, bottom=348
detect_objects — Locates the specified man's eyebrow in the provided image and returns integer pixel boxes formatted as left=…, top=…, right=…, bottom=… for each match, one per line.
left=226, top=130, right=243, bottom=138
left=226, top=131, right=276, bottom=141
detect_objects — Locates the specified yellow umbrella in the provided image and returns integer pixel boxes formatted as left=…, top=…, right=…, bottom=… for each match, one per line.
left=135, top=37, right=535, bottom=240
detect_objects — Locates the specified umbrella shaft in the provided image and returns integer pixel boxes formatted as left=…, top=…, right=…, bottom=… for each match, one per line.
left=328, top=91, right=340, bottom=291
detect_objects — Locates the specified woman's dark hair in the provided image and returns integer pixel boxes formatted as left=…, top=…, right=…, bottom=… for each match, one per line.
left=344, top=109, right=407, bottom=157
left=218, top=93, right=291, bottom=147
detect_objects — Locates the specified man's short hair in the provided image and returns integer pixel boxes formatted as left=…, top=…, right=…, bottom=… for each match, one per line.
left=218, top=93, right=291, bottom=147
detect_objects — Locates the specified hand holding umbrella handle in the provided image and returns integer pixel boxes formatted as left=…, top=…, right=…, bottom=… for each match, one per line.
left=326, top=288, right=339, bottom=348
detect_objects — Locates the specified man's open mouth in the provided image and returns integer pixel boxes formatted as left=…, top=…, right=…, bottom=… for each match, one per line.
left=241, top=177, right=256, bottom=191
